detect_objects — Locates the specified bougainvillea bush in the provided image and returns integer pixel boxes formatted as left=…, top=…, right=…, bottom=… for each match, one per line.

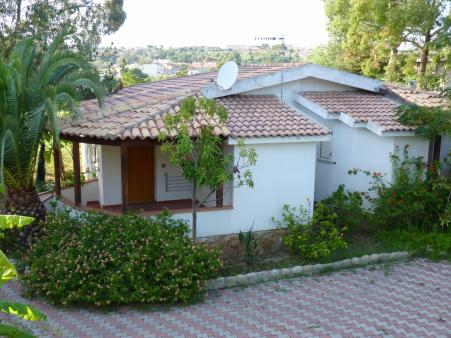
left=22, top=210, right=222, bottom=306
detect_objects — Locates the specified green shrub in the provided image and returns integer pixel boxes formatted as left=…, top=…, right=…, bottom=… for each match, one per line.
left=273, top=202, right=347, bottom=259
left=322, top=184, right=367, bottom=229
left=349, top=146, right=450, bottom=232
left=22, top=210, right=222, bottom=306
left=377, top=229, right=451, bottom=260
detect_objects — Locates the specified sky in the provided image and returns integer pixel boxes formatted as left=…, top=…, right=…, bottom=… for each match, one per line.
left=101, top=0, right=330, bottom=48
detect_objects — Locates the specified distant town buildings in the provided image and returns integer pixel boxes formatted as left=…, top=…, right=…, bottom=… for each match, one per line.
left=128, top=60, right=178, bottom=77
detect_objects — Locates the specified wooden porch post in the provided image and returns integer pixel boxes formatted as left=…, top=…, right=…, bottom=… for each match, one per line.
left=53, top=146, right=61, bottom=197
left=72, top=141, right=82, bottom=206
left=121, top=143, right=128, bottom=213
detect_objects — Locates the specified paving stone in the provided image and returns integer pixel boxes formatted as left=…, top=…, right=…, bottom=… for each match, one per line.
left=1, top=259, right=449, bottom=337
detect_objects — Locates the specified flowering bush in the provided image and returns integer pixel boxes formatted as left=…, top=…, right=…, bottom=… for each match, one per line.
left=349, top=146, right=450, bottom=232
left=22, top=210, right=222, bottom=306
left=274, top=202, right=347, bottom=259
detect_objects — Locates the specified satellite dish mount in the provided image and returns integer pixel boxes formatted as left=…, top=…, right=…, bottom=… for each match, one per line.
left=216, top=61, right=239, bottom=90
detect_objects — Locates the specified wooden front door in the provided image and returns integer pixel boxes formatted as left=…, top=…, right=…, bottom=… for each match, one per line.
left=127, top=146, right=155, bottom=204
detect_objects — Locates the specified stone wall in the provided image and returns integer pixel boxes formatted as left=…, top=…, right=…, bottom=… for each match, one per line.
left=199, top=229, right=288, bottom=263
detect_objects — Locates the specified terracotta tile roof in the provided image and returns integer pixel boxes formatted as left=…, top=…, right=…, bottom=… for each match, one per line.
left=381, top=84, right=444, bottom=107
left=300, top=91, right=413, bottom=132
left=75, top=63, right=304, bottom=120
left=217, top=95, right=329, bottom=138
left=60, top=93, right=329, bottom=141
left=60, top=64, right=324, bottom=141
left=60, top=90, right=230, bottom=140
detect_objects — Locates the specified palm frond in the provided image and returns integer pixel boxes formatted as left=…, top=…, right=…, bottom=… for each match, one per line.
left=0, top=31, right=104, bottom=190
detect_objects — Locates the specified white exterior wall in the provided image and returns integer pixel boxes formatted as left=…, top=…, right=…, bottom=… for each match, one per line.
left=314, top=122, right=395, bottom=201
left=81, top=143, right=99, bottom=179
left=171, top=141, right=318, bottom=237
left=296, top=108, right=429, bottom=201
left=394, top=136, right=430, bottom=159
left=98, top=145, right=122, bottom=206
left=61, top=179, right=99, bottom=206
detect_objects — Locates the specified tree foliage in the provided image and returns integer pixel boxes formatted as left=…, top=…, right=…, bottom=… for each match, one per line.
left=0, top=0, right=126, bottom=58
left=120, top=67, right=151, bottom=87
left=0, top=31, right=103, bottom=189
left=314, top=0, right=450, bottom=88
left=0, top=32, right=103, bottom=221
left=158, top=96, right=257, bottom=241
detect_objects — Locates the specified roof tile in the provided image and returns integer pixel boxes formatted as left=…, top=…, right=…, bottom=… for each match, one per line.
left=301, top=91, right=413, bottom=132
left=60, top=64, right=330, bottom=141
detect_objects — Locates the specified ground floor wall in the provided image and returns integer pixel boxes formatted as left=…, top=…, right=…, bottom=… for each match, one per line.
left=98, top=145, right=122, bottom=206
left=90, top=140, right=318, bottom=237
left=171, top=141, right=318, bottom=237
left=61, top=179, right=99, bottom=207
left=313, top=121, right=429, bottom=201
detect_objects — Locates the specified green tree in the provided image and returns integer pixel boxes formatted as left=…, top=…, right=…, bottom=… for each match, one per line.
left=0, top=0, right=126, bottom=59
left=322, top=0, right=450, bottom=87
left=120, top=67, right=150, bottom=87
left=0, top=32, right=103, bottom=223
left=0, top=214, right=46, bottom=337
left=158, top=96, right=257, bottom=241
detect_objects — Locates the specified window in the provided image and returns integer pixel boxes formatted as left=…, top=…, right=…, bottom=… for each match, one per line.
left=319, top=141, right=332, bottom=160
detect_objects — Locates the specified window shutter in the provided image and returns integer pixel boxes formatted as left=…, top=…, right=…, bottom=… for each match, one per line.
left=319, top=141, right=332, bottom=160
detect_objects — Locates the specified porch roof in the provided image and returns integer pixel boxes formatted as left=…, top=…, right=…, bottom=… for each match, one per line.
left=59, top=63, right=329, bottom=142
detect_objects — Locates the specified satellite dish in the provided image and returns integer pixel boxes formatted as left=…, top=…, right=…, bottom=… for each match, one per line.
left=216, top=61, right=239, bottom=90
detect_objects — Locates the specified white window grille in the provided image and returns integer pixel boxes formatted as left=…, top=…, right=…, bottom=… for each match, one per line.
left=164, top=173, right=193, bottom=192
left=319, top=141, right=332, bottom=160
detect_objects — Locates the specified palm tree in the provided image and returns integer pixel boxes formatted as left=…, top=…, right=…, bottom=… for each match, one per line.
left=0, top=32, right=103, bottom=222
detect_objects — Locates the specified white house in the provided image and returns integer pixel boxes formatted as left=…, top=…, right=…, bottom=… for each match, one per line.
left=57, top=64, right=448, bottom=237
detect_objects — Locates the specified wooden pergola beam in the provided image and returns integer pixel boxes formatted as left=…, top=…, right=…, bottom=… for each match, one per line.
left=72, top=141, right=82, bottom=206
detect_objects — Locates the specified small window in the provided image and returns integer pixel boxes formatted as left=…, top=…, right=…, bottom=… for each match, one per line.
left=319, top=141, right=332, bottom=160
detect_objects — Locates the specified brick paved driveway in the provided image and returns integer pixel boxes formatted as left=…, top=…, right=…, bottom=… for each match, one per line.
left=1, top=259, right=450, bottom=337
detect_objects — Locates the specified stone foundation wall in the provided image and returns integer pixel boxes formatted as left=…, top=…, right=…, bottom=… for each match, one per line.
left=199, top=229, right=288, bottom=263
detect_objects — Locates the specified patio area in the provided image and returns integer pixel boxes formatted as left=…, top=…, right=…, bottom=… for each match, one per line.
left=2, top=259, right=450, bottom=337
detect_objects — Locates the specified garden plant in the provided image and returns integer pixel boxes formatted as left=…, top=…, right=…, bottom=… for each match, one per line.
left=273, top=202, right=347, bottom=259
left=23, top=209, right=222, bottom=306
